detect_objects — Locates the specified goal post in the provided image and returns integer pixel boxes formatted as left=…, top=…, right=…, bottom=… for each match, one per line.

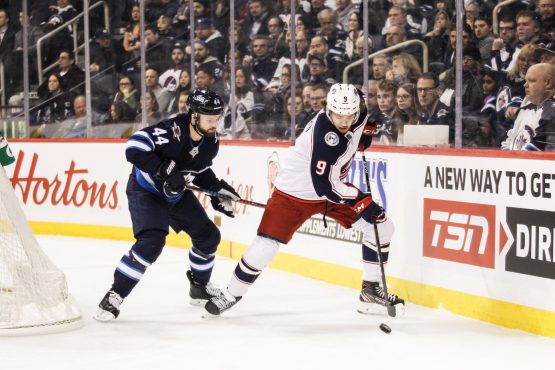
left=0, top=144, right=82, bottom=335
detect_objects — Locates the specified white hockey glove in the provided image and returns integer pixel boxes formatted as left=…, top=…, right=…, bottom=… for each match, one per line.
left=209, top=179, right=240, bottom=217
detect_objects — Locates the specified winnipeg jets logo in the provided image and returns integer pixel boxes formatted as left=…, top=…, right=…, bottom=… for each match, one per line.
left=324, top=132, right=339, bottom=146
left=189, top=146, right=199, bottom=158
left=171, top=122, right=181, bottom=141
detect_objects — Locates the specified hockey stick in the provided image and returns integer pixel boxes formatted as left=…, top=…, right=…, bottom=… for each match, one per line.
left=188, top=185, right=267, bottom=208
left=361, top=152, right=396, bottom=318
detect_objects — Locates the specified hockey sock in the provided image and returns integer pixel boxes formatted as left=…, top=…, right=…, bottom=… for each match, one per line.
left=228, top=235, right=280, bottom=297
left=188, top=247, right=215, bottom=285
left=113, top=250, right=152, bottom=298
left=362, top=241, right=390, bottom=282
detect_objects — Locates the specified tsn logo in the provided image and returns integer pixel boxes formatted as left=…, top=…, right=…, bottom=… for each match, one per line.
left=423, top=199, right=496, bottom=268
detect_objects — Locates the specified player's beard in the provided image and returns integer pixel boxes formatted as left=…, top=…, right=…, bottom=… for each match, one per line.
left=198, top=126, right=216, bottom=137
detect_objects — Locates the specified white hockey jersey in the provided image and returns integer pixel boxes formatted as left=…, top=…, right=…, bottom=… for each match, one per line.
left=274, top=110, right=367, bottom=203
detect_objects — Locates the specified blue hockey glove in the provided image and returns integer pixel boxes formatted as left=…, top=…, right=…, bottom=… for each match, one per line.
left=209, top=179, right=240, bottom=217
left=156, top=160, right=186, bottom=197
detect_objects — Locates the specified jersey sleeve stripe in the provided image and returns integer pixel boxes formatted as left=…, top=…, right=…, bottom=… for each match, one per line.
left=126, top=140, right=152, bottom=152
left=132, top=131, right=155, bottom=147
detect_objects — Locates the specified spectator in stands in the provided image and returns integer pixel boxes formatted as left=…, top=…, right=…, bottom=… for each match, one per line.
left=302, top=0, right=330, bottom=30
left=443, top=24, right=472, bottom=70
left=381, top=5, right=425, bottom=39
left=41, top=0, right=77, bottom=66
left=387, top=52, right=422, bottom=84
left=0, top=8, right=15, bottom=62
left=336, top=0, right=357, bottom=31
left=244, top=35, right=278, bottom=90
left=157, top=15, right=177, bottom=40
left=146, top=0, right=179, bottom=24
left=240, top=0, right=273, bottom=44
left=417, top=73, right=455, bottom=142
left=220, top=66, right=255, bottom=140
left=173, top=0, right=210, bottom=37
left=195, top=18, right=227, bottom=64
left=307, top=83, right=328, bottom=119
left=159, top=42, right=187, bottom=94
left=504, top=44, right=538, bottom=120
left=478, top=68, right=506, bottom=147
left=307, top=35, right=344, bottom=81
left=502, top=63, right=555, bottom=150
left=491, top=16, right=519, bottom=71
left=135, top=90, right=163, bottom=125
left=374, top=79, right=397, bottom=144
left=372, top=55, right=390, bottom=81
left=145, top=68, right=173, bottom=114
left=465, top=1, right=482, bottom=29
left=90, top=29, right=123, bottom=76
left=113, top=75, right=139, bottom=120
left=385, top=25, right=407, bottom=48
left=193, top=39, right=225, bottom=82
left=535, top=42, right=555, bottom=64
left=38, top=50, right=85, bottom=97
left=394, top=82, right=419, bottom=144
left=307, top=54, right=335, bottom=84
left=302, top=84, right=313, bottom=113
left=167, top=70, right=192, bottom=114
left=90, top=29, right=125, bottom=114
left=143, top=25, right=172, bottom=73
left=174, top=90, right=191, bottom=115
left=195, top=65, right=219, bottom=92
left=367, top=79, right=379, bottom=113
left=442, top=45, right=484, bottom=114
left=538, top=0, right=555, bottom=33
left=33, top=73, right=73, bottom=127
left=122, top=6, right=141, bottom=65
left=282, top=91, right=310, bottom=139
left=515, top=10, right=543, bottom=46
left=424, top=10, right=451, bottom=65
left=316, top=9, right=348, bottom=57
left=473, top=14, right=495, bottom=62
left=53, top=95, right=90, bottom=138
left=345, top=11, right=363, bottom=61
left=108, top=101, right=135, bottom=124
left=267, top=16, right=288, bottom=58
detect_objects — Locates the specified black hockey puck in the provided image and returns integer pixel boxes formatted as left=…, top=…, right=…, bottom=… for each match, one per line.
left=379, top=323, right=391, bottom=334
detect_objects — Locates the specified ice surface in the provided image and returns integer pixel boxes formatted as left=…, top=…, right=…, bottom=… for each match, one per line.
left=1, top=235, right=553, bottom=370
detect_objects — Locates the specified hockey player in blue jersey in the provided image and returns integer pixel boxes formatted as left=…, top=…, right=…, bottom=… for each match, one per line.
left=204, top=83, right=405, bottom=316
left=95, top=88, right=240, bottom=322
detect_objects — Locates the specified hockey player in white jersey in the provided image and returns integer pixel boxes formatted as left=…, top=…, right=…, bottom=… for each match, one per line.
left=204, top=83, right=405, bottom=316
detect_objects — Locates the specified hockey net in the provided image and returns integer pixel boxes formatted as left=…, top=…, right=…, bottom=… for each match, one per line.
left=0, top=166, right=82, bottom=335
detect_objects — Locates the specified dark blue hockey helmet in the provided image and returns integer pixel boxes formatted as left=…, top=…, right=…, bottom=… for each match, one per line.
left=187, top=88, right=224, bottom=116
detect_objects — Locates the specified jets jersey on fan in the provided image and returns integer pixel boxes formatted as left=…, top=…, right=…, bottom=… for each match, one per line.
left=125, top=113, right=218, bottom=201
left=274, top=109, right=367, bottom=203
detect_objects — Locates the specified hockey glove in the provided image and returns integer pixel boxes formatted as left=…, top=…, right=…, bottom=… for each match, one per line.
left=358, top=122, right=378, bottom=151
left=156, top=160, right=186, bottom=198
left=350, top=192, right=386, bottom=224
left=209, top=179, right=240, bottom=217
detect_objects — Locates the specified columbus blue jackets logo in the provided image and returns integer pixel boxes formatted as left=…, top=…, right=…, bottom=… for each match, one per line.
left=324, top=132, right=339, bottom=146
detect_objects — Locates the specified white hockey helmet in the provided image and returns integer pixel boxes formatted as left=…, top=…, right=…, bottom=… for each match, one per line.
left=326, top=83, right=360, bottom=120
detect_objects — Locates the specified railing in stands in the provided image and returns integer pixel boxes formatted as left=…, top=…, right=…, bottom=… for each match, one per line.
left=36, top=1, right=110, bottom=84
left=492, top=0, right=521, bottom=34
left=342, top=39, right=429, bottom=84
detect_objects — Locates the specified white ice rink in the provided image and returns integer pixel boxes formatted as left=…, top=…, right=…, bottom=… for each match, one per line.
left=1, top=235, right=554, bottom=370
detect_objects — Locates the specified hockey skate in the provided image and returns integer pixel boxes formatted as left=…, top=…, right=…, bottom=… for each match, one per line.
left=94, top=290, right=124, bottom=322
left=204, top=289, right=241, bottom=316
left=186, top=270, right=223, bottom=306
left=357, top=281, right=405, bottom=316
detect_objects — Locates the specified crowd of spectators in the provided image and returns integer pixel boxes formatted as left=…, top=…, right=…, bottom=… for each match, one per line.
left=0, top=0, right=553, bottom=149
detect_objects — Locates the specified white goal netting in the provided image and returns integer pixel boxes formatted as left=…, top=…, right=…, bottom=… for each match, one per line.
left=0, top=166, right=82, bottom=335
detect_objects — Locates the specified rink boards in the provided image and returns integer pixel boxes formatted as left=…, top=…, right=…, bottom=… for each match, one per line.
left=5, top=140, right=555, bottom=338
